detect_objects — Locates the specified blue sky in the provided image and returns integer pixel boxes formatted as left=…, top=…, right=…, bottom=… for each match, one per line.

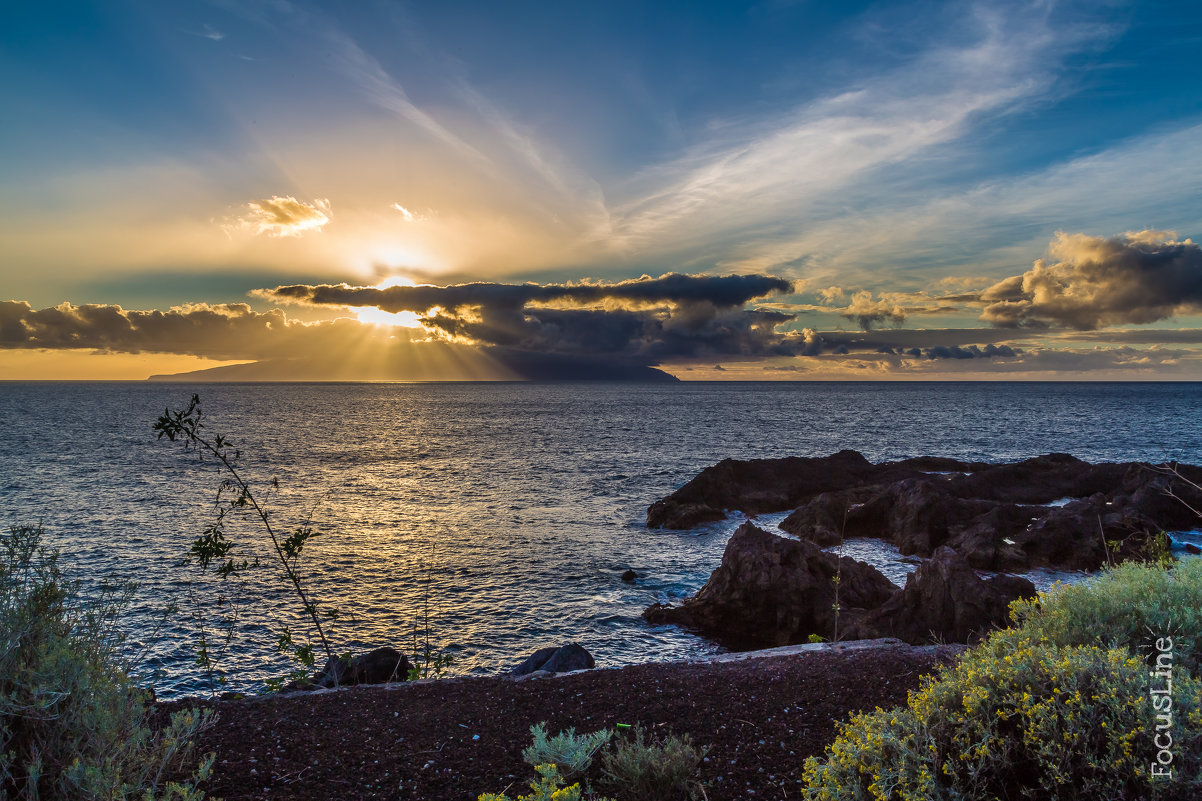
left=3, top=0, right=1202, bottom=379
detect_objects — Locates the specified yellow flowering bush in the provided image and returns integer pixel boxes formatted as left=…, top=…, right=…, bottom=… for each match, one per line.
left=802, top=636, right=1202, bottom=800
left=1007, top=559, right=1202, bottom=678
left=478, top=763, right=612, bottom=801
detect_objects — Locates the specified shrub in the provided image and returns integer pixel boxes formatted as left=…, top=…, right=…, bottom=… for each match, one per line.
left=600, top=725, right=708, bottom=801
left=522, top=722, right=612, bottom=780
left=1007, top=559, right=1202, bottom=678
left=0, top=525, right=215, bottom=800
left=478, top=763, right=608, bottom=801
left=155, top=395, right=338, bottom=682
left=802, top=636, right=1202, bottom=800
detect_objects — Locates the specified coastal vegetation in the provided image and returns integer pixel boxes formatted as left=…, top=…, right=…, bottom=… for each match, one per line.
left=0, top=525, right=214, bottom=800
left=522, top=722, right=613, bottom=780
left=802, top=559, right=1202, bottom=800
left=598, top=725, right=708, bottom=801
left=1008, top=559, right=1202, bottom=677
left=478, top=763, right=604, bottom=801
left=481, top=722, right=707, bottom=801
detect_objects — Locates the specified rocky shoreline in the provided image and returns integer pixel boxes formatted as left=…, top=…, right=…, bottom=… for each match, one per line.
left=643, top=451, right=1202, bottom=649
left=648, top=451, right=1201, bottom=567
left=644, top=524, right=1039, bottom=648
left=166, top=450, right=1202, bottom=798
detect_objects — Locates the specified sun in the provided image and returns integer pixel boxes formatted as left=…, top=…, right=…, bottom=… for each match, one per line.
left=354, top=275, right=423, bottom=328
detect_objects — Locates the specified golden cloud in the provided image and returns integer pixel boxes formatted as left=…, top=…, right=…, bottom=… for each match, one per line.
left=230, top=195, right=332, bottom=238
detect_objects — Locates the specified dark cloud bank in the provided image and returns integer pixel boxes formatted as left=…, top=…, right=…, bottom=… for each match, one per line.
left=260, top=273, right=797, bottom=362
left=255, top=274, right=803, bottom=378
left=0, top=300, right=681, bottom=381
left=9, top=235, right=1202, bottom=378
left=259, top=273, right=1018, bottom=366
left=2, top=275, right=800, bottom=380
left=0, top=271, right=1030, bottom=381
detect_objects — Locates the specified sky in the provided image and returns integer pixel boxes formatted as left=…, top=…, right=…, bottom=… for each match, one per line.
left=2, top=0, right=1202, bottom=380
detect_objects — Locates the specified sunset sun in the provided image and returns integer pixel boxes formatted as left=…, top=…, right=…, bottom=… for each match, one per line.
left=353, top=275, right=423, bottom=328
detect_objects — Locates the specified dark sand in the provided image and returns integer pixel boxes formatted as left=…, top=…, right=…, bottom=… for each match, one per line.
left=170, top=640, right=962, bottom=800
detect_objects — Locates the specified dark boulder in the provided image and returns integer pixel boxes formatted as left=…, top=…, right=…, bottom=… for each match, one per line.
left=860, top=479, right=959, bottom=555
left=510, top=647, right=558, bottom=676
left=843, top=480, right=1028, bottom=568
left=350, top=647, right=413, bottom=684
left=312, top=647, right=412, bottom=689
left=621, top=569, right=638, bottom=582
left=1009, top=493, right=1171, bottom=571
left=1114, top=467, right=1202, bottom=531
left=844, top=547, right=1037, bottom=644
left=643, top=522, right=898, bottom=647
left=510, top=643, right=595, bottom=676
left=778, top=490, right=866, bottom=545
left=647, top=450, right=948, bottom=529
left=943, top=504, right=1033, bottom=571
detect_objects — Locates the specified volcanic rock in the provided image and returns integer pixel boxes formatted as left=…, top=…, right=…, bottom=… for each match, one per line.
left=778, top=490, right=865, bottom=545
left=348, top=647, right=413, bottom=684
left=510, top=643, right=595, bottom=676
left=646, top=450, right=955, bottom=530
left=843, top=547, right=1038, bottom=644
left=293, top=647, right=413, bottom=691
left=643, top=522, right=898, bottom=647
left=650, top=451, right=1202, bottom=571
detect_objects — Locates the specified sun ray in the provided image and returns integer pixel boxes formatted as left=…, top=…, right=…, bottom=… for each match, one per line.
left=354, top=275, right=422, bottom=327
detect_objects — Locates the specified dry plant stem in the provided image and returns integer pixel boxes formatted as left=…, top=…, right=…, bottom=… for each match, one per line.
left=1098, top=515, right=1112, bottom=567
left=156, top=396, right=335, bottom=665
left=832, top=506, right=847, bottom=643
left=1160, top=462, right=1202, bottom=518
left=194, top=433, right=333, bottom=661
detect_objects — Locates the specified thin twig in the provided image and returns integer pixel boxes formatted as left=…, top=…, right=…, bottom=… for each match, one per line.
left=1098, top=515, right=1112, bottom=567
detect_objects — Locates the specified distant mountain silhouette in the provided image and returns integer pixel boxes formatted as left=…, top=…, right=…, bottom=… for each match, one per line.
left=148, top=346, right=678, bottom=382
left=484, top=348, right=679, bottom=382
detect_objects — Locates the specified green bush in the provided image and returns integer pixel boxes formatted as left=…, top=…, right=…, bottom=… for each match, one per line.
left=522, top=722, right=612, bottom=780
left=600, top=725, right=707, bottom=801
left=1007, top=559, right=1202, bottom=678
left=802, top=636, right=1202, bottom=800
left=0, top=525, right=215, bottom=800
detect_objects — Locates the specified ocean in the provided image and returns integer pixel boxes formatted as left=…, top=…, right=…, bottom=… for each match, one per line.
left=2, top=381, right=1200, bottom=698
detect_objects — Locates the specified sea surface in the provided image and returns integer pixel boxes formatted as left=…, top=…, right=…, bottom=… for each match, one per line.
left=2, top=381, right=1201, bottom=698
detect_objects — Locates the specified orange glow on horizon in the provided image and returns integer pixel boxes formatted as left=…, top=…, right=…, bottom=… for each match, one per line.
left=0, top=350, right=252, bottom=380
